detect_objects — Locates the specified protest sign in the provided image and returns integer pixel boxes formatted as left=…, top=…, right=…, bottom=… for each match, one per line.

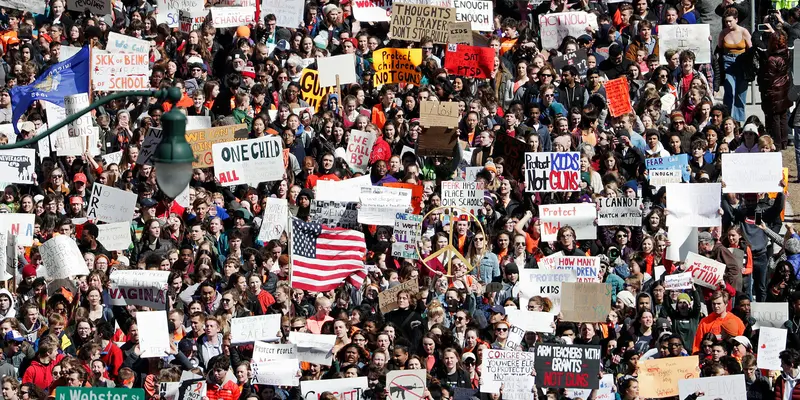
left=646, top=154, right=690, bottom=182
left=538, top=12, right=598, bottom=49
left=109, top=270, right=170, bottom=309
left=518, top=269, right=576, bottom=314
left=441, top=181, right=484, bottom=213
left=664, top=272, right=693, bottom=291
left=379, top=279, right=419, bottom=313
left=684, top=252, right=725, bottom=289
left=186, top=116, right=211, bottom=130
left=137, top=127, right=163, bottom=165
left=231, top=314, right=281, bottom=344
left=384, top=182, right=424, bottom=214
left=212, top=135, right=284, bottom=186
left=179, top=9, right=206, bottom=33
left=87, top=184, right=138, bottom=223
left=604, top=77, right=633, bottom=117
left=318, top=54, right=358, bottom=87
left=155, top=0, right=180, bottom=27
left=480, top=349, right=535, bottom=399
left=751, top=301, right=789, bottom=328
left=251, top=360, right=300, bottom=386
left=66, top=0, right=110, bottom=16
left=597, top=197, right=642, bottom=226
left=389, top=3, right=455, bottom=44
left=106, top=32, right=150, bottom=53
left=420, top=100, right=460, bottom=128
left=288, top=331, right=337, bottom=366
left=665, top=225, right=699, bottom=262
left=64, top=93, right=93, bottom=137
left=0, top=149, right=35, bottom=184
left=92, top=52, right=150, bottom=91
left=315, top=175, right=372, bottom=202
left=186, top=124, right=248, bottom=168
left=448, top=21, right=473, bottom=44
left=560, top=282, right=612, bottom=323
left=493, top=134, right=525, bottom=180
left=552, top=50, right=588, bottom=77
left=102, top=151, right=123, bottom=166
left=444, top=44, right=494, bottom=79
left=722, top=153, right=783, bottom=193
left=505, top=309, right=555, bottom=333
left=209, top=6, right=255, bottom=27
left=373, top=48, right=422, bottom=86
left=345, top=129, right=376, bottom=173
left=539, top=203, right=597, bottom=242
left=638, top=356, right=699, bottom=398
left=658, top=24, right=711, bottom=64
left=40, top=235, right=89, bottom=279
left=535, top=344, right=601, bottom=389
left=524, top=152, right=580, bottom=192
left=464, top=166, right=482, bottom=182
left=0, top=0, right=44, bottom=14
left=136, top=311, right=170, bottom=358
left=55, top=388, right=145, bottom=400
left=300, top=377, right=368, bottom=400
left=257, top=198, right=288, bottom=243
left=261, top=0, right=304, bottom=27
left=352, top=0, right=392, bottom=21
left=177, top=380, right=206, bottom=400
left=358, top=186, right=412, bottom=225
left=252, top=342, right=297, bottom=363
left=0, top=214, right=34, bottom=246
left=97, top=222, right=132, bottom=251
left=392, top=213, right=422, bottom=260
left=387, top=370, right=426, bottom=400
left=299, top=69, right=336, bottom=111
left=159, top=382, right=180, bottom=400
left=665, top=183, right=722, bottom=227
left=538, top=255, right=600, bottom=282
left=757, top=327, right=786, bottom=370
left=310, top=200, right=359, bottom=230
left=678, top=375, right=746, bottom=400
left=649, top=169, right=682, bottom=187
left=453, top=0, right=491, bottom=30
left=504, top=325, right=525, bottom=350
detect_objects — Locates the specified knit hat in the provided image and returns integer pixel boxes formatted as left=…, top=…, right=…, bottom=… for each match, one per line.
left=323, top=3, right=340, bottom=15
left=21, top=264, right=36, bottom=279
left=484, top=159, right=497, bottom=174
left=617, top=290, right=635, bottom=308
left=242, top=66, right=255, bottom=79
left=236, top=26, right=250, bottom=38
left=677, top=293, right=692, bottom=304
left=698, top=231, right=714, bottom=243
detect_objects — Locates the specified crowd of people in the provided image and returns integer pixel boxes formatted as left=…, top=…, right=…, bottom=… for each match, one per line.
left=0, top=0, right=797, bottom=399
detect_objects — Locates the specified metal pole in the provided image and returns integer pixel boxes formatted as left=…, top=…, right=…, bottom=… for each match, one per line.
left=750, top=0, right=757, bottom=105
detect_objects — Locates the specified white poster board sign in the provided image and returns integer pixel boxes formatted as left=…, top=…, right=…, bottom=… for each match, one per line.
left=97, top=222, right=133, bottom=251
left=505, top=309, right=555, bottom=333
left=684, top=252, right=725, bottom=289
left=252, top=342, right=297, bottom=363
left=678, top=375, right=746, bottom=400
left=352, top=0, right=392, bottom=22
left=480, top=348, right=535, bottom=399
left=288, top=331, right=337, bottom=366
left=757, top=327, right=787, bottom=370
left=665, top=183, right=722, bottom=227
left=392, top=213, right=422, bottom=260
left=658, top=24, right=712, bottom=64
left=518, top=269, right=577, bottom=314
left=210, top=6, right=256, bottom=27
left=663, top=272, right=693, bottom=291
left=300, top=377, right=369, bottom=400
left=539, top=203, right=597, bottom=241
left=40, top=235, right=89, bottom=279
left=0, top=149, right=35, bottom=184
left=722, top=153, right=783, bottom=193
left=257, top=198, right=289, bottom=243
left=211, top=135, right=284, bottom=186
left=751, top=301, right=789, bottom=328
left=261, top=0, right=304, bottom=28
left=66, top=0, right=110, bottom=16
left=318, top=54, right=359, bottom=87
left=251, top=360, right=300, bottom=386
left=344, top=129, right=376, bottom=173
left=107, top=32, right=150, bottom=53
left=454, top=0, right=492, bottom=31
left=136, top=311, right=171, bottom=358
left=441, top=181, right=484, bottom=213
left=596, top=197, right=642, bottom=226
left=0, top=213, right=34, bottom=246
left=538, top=12, right=598, bottom=50
left=109, top=270, right=171, bottom=309
left=92, top=52, right=150, bottom=91
left=315, top=175, right=373, bottom=202
left=386, top=369, right=426, bottom=400
left=230, top=314, right=282, bottom=344
left=64, top=93, right=93, bottom=137
left=358, top=186, right=412, bottom=225
left=87, top=184, right=138, bottom=223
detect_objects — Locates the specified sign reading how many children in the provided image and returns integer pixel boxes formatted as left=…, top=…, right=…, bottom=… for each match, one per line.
left=525, top=152, right=580, bottom=192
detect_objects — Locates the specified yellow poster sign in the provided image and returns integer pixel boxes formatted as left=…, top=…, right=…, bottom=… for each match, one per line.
left=185, top=124, right=248, bottom=168
left=373, top=48, right=422, bottom=86
left=299, top=69, right=335, bottom=112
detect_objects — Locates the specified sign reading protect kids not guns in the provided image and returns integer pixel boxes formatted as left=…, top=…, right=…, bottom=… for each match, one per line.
left=444, top=44, right=494, bottom=79
left=299, top=69, right=335, bottom=111
left=373, top=48, right=422, bottom=86
left=604, top=77, right=633, bottom=117
left=524, top=152, right=580, bottom=192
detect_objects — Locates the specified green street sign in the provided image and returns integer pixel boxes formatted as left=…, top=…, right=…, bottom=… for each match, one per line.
left=55, top=387, right=146, bottom=400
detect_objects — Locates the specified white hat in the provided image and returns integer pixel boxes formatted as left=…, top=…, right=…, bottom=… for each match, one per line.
left=742, top=123, right=759, bottom=135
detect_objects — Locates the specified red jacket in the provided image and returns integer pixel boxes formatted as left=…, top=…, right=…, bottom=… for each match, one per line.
left=255, top=290, right=276, bottom=314
left=101, top=340, right=123, bottom=379
left=773, top=374, right=800, bottom=400
left=369, top=136, right=392, bottom=165
left=22, top=353, right=65, bottom=388
left=207, top=380, right=241, bottom=400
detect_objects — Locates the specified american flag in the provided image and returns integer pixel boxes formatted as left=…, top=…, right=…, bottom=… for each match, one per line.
left=290, top=218, right=367, bottom=292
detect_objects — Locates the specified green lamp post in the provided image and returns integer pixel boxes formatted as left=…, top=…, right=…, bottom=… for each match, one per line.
left=0, top=87, right=194, bottom=199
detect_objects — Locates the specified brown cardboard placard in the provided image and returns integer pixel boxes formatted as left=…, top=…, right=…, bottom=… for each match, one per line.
left=378, top=279, right=420, bottom=314
left=449, top=21, right=473, bottom=45
left=185, top=124, right=248, bottom=168
left=560, top=282, right=612, bottom=323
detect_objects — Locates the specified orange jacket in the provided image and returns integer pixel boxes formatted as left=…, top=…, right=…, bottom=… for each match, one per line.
left=207, top=380, right=241, bottom=400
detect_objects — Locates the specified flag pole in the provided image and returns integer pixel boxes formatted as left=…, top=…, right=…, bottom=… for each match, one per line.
left=287, top=213, right=293, bottom=286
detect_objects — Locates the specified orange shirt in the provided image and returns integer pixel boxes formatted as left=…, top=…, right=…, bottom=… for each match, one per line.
left=692, top=312, right=745, bottom=353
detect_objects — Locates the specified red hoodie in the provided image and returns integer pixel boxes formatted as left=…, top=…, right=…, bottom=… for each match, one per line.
left=254, top=290, right=276, bottom=314
left=101, top=340, right=123, bottom=380
left=22, top=353, right=65, bottom=388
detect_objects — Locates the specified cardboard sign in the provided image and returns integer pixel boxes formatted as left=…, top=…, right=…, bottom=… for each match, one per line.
left=524, top=152, right=580, bottom=192
left=288, top=331, right=337, bottom=366
left=539, top=203, right=597, bottom=242
left=722, top=153, right=783, bottom=193
left=552, top=50, right=588, bottom=77
left=538, top=255, right=600, bottom=282
left=538, top=12, right=598, bottom=49
left=448, top=21, right=473, bottom=44
left=210, top=6, right=255, bottom=27
left=0, top=149, right=35, bottom=184
left=66, top=0, right=110, bottom=16
left=211, top=135, right=284, bottom=186
left=420, top=100, right=460, bottom=128
left=492, top=134, right=525, bottom=180
left=310, top=200, right=359, bottom=230
left=373, top=48, right=423, bottom=86
left=378, top=279, right=419, bottom=313
left=352, top=0, right=392, bottom=22
left=358, top=186, right=412, bottom=225
left=678, top=375, right=746, bottom=400
left=684, top=252, right=725, bottom=289
left=663, top=272, right=693, bottom=291
left=230, top=314, right=281, bottom=344
left=665, top=183, right=722, bottom=227
left=597, top=197, right=642, bottom=226
left=387, top=370, right=426, bottom=400
left=179, top=9, right=206, bottom=33
left=300, top=377, right=368, bottom=400
left=604, top=77, right=633, bottom=117
left=646, top=154, right=690, bottom=182
left=440, top=181, right=484, bottom=213
left=186, top=124, right=248, bottom=168
left=138, top=127, right=163, bottom=165
left=757, top=327, right=787, bottom=370
left=106, top=32, right=150, bottom=53
left=534, top=344, right=601, bottom=389
left=392, top=213, right=422, bottom=260
left=40, top=235, right=89, bottom=279
left=751, top=301, right=789, bottom=328
left=453, top=0, right=491, bottom=30
left=299, top=69, right=336, bottom=112
left=97, top=222, right=133, bottom=251
left=658, top=24, right=711, bottom=64
left=560, top=282, right=612, bottom=323
left=318, top=54, right=358, bottom=87
left=518, top=269, right=576, bottom=314
left=64, top=93, right=92, bottom=137
left=261, top=0, right=304, bottom=27
left=344, top=129, right=376, bottom=173
left=638, top=356, right=700, bottom=398
left=92, top=52, right=150, bottom=91
left=444, top=43, right=494, bottom=79
left=480, top=349, right=536, bottom=398
left=87, top=184, right=138, bottom=223
left=109, top=270, right=171, bottom=309
left=137, top=311, right=170, bottom=358
left=257, top=198, right=288, bottom=242
left=389, top=3, right=455, bottom=44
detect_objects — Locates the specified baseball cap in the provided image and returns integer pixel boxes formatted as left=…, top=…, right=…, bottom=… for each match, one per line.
left=139, top=198, right=157, bottom=208
left=742, top=123, right=759, bottom=135
left=489, top=305, right=505, bottom=315
left=462, top=352, right=476, bottom=363
left=73, top=173, right=87, bottom=184
left=4, top=330, right=24, bottom=342
left=276, top=39, right=290, bottom=52
left=20, top=121, right=35, bottom=133
left=698, top=231, right=714, bottom=243
left=732, top=336, right=752, bottom=349
left=69, top=196, right=83, bottom=205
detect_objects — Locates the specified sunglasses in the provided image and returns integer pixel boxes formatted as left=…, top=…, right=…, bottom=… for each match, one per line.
left=495, top=327, right=508, bottom=332
left=291, top=326, right=304, bottom=330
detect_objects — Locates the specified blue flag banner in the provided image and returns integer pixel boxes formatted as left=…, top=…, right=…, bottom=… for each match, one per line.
left=645, top=153, right=691, bottom=182
left=10, top=46, right=91, bottom=135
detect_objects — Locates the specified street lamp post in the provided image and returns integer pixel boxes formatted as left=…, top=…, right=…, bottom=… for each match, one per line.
left=0, top=87, right=194, bottom=199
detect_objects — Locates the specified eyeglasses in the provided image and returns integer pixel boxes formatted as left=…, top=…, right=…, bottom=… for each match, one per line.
left=455, top=316, right=466, bottom=321
left=544, top=93, right=554, bottom=98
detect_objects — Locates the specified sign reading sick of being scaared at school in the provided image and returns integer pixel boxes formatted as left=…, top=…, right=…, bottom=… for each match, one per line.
left=373, top=48, right=423, bottom=86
